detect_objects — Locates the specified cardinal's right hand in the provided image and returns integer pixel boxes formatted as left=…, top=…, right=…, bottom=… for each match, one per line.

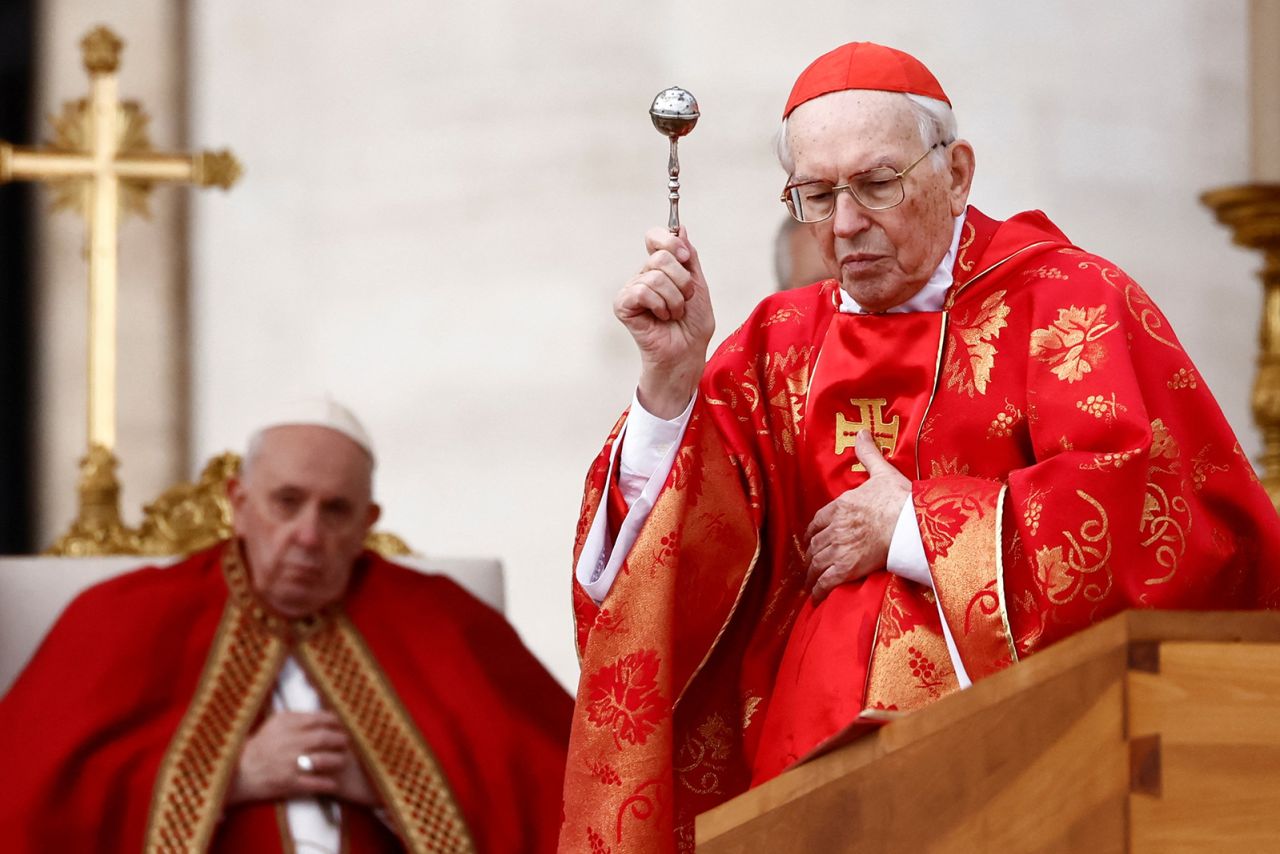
left=614, top=226, right=715, bottom=419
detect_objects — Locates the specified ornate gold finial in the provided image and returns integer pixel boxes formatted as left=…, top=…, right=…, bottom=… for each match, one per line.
left=46, top=443, right=137, bottom=555
left=1203, top=182, right=1280, bottom=510
left=193, top=150, right=243, bottom=190
left=81, top=26, right=124, bottom=74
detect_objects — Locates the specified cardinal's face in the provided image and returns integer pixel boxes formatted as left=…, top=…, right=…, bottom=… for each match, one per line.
left=785, top=90, right=973, bottom=311
left=228, top=425, right=380, bottom=617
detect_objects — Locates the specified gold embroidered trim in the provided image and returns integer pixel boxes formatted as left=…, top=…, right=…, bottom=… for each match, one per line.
left=950, top=241, right=1056, bottom=302
left=143, top=587, right=286, bottom=851
left=297, top=616, right=476, bottom=854
left=994, top=484, right=1018, bottom=663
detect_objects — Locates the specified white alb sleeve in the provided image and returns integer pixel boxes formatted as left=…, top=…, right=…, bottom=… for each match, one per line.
left=574, top=393, right=694, bottom=604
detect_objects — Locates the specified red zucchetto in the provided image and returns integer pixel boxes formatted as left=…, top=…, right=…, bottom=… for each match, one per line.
left=783, top=41, right=950, bottom=118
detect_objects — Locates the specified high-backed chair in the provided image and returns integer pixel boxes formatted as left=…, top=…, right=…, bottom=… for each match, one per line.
left=1, top=453, right=502, bottom=695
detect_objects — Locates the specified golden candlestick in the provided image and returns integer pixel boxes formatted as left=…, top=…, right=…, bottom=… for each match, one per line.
left=0, top=26, right=241, bottom=553
left=1202, top=183, right=1280, bottom=509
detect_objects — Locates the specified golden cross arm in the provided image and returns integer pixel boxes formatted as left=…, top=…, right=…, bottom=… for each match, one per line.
left=1, top=144, right=241, bottom=189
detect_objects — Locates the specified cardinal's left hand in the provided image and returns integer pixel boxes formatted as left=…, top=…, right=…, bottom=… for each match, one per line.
left=804, top=429, right=912, bottom=603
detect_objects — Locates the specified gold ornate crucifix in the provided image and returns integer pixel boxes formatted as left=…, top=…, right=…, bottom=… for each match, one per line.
left=0, top=26, right=242, bottom=553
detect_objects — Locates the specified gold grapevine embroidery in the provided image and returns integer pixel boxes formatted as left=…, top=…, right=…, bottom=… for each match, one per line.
left=835, top=398, right=899, bottom=471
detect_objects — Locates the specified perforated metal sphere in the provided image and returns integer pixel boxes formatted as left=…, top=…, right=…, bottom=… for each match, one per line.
left=649, top=86, right=700, bottom=138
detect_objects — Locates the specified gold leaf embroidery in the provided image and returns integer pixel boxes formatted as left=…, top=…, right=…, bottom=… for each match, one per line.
left=943, top=290, right=1010, bottom=396
left=915, top=485, right=986, bottom=558
left=1148, top=417, right=1180, bottom=473
left=762, top=345, right=813, bottom=456
left=741, top=695, right=763, bottom=730
left=929, top=456, right=971, bottom=478
left=1029, top=304, right=1118, bottom=383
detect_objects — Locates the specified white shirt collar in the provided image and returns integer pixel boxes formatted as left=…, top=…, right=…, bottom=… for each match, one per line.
left=837, top=211, right=968, bottom=314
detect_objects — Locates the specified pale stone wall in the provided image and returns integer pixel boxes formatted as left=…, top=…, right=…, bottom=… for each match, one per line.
left=182, top=0, right=1255, bottom=689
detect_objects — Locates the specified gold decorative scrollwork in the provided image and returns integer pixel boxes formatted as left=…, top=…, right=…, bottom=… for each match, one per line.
left=1073, top=256, right=1179, bottom=349
left=1033, top=490, right=1113, bottom=605
left=1139, top=482, right=1190, bottom=586
left=674, top=712, right=732, bottom=796
left=132, top=453, right=239, bottom=555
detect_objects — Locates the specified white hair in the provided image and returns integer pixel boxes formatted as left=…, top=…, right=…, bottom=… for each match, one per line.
left=774, top=92, right=957, bottom=175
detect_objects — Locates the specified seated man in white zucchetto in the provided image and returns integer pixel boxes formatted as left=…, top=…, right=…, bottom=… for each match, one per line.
left=0, top=398, right=571, bottom=853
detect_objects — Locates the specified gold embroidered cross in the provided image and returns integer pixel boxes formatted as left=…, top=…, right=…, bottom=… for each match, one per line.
left=835, top=398, right=899, bottom=471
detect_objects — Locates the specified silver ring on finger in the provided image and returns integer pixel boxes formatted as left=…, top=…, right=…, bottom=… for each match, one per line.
left=296, top=753, right=315, bottom=774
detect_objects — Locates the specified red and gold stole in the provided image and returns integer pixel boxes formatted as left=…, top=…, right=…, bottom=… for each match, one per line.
left=750, top=306, right=955, bottom=783
left=143, top=544, right=475, bottom=854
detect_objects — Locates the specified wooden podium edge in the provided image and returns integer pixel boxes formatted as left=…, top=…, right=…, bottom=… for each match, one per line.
left=696, top=609, right=1280, bottom=844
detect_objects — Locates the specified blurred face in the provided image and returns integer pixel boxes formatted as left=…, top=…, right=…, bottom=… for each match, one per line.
left=227, top=425, right=380, bottom=617
left=781, top=224, right=833, bottom=290
left=786, top=90, right=974, bottom=311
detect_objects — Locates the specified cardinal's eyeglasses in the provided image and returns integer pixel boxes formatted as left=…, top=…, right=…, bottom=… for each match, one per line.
left=780, top=139, right=953, bottom=223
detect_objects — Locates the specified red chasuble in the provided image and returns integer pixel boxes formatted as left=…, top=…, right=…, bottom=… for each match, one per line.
left=753, top=309, right=948, bottom=782
left=0, top=542, right=573, bottom=854
left=560, top=206, right=1280, bottom=853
